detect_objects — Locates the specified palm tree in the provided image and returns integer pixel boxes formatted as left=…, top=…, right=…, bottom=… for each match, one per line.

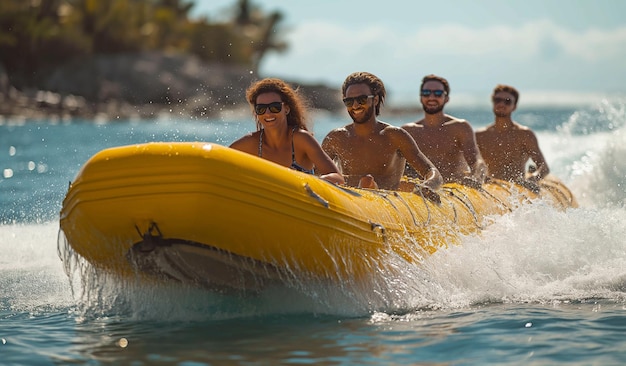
left=232, top=0, right=287, bottom=74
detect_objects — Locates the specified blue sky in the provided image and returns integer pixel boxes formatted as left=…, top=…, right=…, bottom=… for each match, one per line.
left=191, top=0, right=626, bottom=106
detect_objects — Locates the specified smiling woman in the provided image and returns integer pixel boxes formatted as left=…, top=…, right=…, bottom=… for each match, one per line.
left=229, top=78, right=345, bottom=185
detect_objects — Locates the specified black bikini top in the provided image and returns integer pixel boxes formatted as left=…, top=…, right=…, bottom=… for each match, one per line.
left=258, top=127, right=315, bottom=174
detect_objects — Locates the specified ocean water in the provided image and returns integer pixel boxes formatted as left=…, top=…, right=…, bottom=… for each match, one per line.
left=1, top=99, right=626, bottom=365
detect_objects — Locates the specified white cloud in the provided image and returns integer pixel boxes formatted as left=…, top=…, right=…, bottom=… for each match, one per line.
left=556, top=26, right=626, bottom=62
left=261, top=19, right=626, bottom=104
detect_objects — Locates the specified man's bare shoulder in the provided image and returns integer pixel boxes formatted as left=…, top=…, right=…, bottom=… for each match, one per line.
left=378, top=120, right=398, bottom=131
left=512, top=121, right=534, bottom=132
left=379, top=121, right=411, bottom=137
left=476, top=122, right=537, bottom=140
left=325, top=125, right=351, bottom=138
left=515, top=124, right=540, bottom=142
left=475, top=124, right=496, bottom=135
left=401, top=119, right=425, bottom=130
left=443, top=114, right=471, bottom=126
left=329, top=124, right=352, bottom=133
left=501, top=122, right=536, bottom=138
left=442, top=117, right=475, bottom=138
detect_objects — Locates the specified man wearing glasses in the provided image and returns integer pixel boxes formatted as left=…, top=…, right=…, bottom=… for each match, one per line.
left=322, top=71, right=442, bottom=193
left=402, top=74, right=487, bottom=188
left=475, top=84, right=549, bottom=190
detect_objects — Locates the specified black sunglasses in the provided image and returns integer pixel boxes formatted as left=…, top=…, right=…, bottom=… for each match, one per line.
left=255, top=102, right=283, bottom=115
left=421, top=89, right=446, bottom=97
left=342, top=94, right=374, bottom=107
left=493, top=97, right=513, bottom=106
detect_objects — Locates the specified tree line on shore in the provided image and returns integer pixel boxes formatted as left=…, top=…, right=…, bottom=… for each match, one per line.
left=0, top=0, right=342, bottom=120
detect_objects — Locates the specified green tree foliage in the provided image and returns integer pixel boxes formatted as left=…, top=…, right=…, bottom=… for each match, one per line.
left=230, top=0, right=288, bottom=73
left=0, top=0, right=286, bottom=87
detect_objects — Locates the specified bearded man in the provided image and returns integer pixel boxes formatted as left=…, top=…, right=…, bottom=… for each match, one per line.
left=402, top=74, right=487, bottom=187
left=322, top=72, right=442, bottom=192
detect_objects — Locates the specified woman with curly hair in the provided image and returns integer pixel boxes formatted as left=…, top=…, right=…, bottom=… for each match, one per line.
left=230, top=78, right=344, bottom=185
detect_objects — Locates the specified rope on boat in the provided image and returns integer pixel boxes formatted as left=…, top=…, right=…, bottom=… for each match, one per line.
left=411, top=186, right=434, bottom=226
left=476, top=182, right=514, bottom=213
left=443, top=187, right=481, bottom=229
left=393, top=191, right=422, bottom=227
left=304, top=183, right=329, bottom=208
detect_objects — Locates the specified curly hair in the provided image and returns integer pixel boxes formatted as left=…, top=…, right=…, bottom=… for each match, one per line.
left=420, top=74, right=450, bottom=96
left=246, top=78, right=311, bottom=131
left=492, top=84, right=519, bottom=106
left=341, top=72, right=386, bottom=116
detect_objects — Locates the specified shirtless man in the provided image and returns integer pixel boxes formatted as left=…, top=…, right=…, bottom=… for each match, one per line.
left=322, top=71, right=442, bottom=193
left=402, top=74, right=487, bottom=187
left=475, top=84, right=549, bottom=189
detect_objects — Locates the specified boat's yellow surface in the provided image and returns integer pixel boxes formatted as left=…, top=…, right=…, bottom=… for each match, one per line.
left=59, top=142, right=577, bottom=291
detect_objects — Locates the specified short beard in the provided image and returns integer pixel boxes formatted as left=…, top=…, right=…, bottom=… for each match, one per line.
left=350, top=104, right=375, bottom=124
left=423, top=104, right=444, bottom=115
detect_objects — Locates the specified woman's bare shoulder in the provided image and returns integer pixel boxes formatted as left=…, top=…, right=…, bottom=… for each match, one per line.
left=230, top=131, right=258, bottom=148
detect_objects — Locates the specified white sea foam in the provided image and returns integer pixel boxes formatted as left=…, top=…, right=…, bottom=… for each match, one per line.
left=2, top=100, right=625, bottom=318
left=0, top=223, right=74, bottom=311
left=413, top=203, right=626, bottom=309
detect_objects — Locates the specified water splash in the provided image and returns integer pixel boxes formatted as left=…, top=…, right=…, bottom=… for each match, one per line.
left=0, top=223, right=74, bottom=312
left=415, top=203, right=626, bottom=307
left=567, top=127, right=626, bottom=208
left=558, top=98, right=625, bottom=135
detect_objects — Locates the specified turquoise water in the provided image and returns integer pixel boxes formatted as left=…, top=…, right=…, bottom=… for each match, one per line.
left=2, top=101, right=626, bottom=364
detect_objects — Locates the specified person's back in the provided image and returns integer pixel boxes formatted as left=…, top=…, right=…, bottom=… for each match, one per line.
left=475, top=84, right=549, bottom=184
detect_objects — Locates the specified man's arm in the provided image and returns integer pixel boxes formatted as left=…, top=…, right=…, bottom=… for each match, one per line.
left=395, top=128, right=442, bottom=191
left=524, top=130, right=550, bottom=181
left=459, top=123, right=488, bottom=184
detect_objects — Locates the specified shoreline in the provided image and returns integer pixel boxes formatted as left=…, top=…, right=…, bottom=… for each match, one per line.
left=1, top=87, right=605, bottom=125
left=0, top=87, right=236, bottom=123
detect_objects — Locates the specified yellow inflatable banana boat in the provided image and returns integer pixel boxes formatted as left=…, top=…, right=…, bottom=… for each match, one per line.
left=59, top=142, right=577, bottom=291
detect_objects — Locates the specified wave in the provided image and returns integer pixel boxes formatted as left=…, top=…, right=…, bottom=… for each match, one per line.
left=2, top=99, right=625, bottom=319
left=3, top=191, right=625, bottom=320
